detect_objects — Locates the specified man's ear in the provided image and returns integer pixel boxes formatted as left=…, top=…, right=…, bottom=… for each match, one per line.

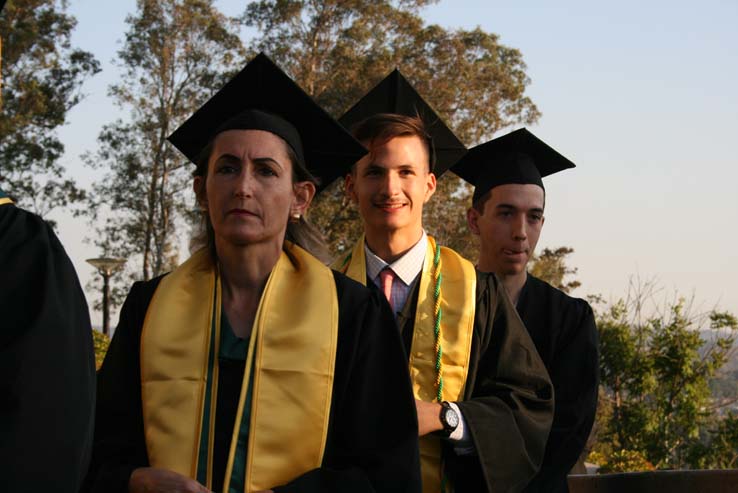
left=423, top=172, right=437, bottom=203
left=467, top=207, right=481, bottom=235
left=345, top=173, right=358, bottom=204
left=292, top=181, right=316, bottom=217
left=193, top=176, right=207, bottom=210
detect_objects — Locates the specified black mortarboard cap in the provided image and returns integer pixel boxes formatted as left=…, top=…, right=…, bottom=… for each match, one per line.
left=452, top=128, right=575, bottom=203
left=168, top=53, right=367, bottom=191
left=338, top=69, right=466, bottom=176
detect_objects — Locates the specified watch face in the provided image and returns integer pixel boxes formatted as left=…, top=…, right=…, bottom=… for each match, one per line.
left=446, top=408, right=459, bottom=429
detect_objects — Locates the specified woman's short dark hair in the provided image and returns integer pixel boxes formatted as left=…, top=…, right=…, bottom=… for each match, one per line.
left=190, top=131, right=331, bottom=263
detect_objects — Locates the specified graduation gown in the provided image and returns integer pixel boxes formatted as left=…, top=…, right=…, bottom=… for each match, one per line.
left=394, top=270, right=554, bottom=492
left=0, top=196, right=96, bottom=493
left=83, top=270, right=421, bottom=493
left=516, top=274, right=599, bottom=493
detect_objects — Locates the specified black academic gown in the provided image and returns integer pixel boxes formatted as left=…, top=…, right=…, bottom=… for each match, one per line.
left=83, top=271, right=421, bottom=493
left=0, top=199, right=96, bottom=493
left=393, top=271, right=554, bottom=493
left=515, top=274, right=599, bottom=493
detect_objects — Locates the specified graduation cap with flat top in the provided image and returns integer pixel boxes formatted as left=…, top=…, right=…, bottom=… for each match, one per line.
left=339, top=69, right=466, bottom=176
left=168, top=53, right=367, bottom=192
left=452, top=128, right=576, bottom=204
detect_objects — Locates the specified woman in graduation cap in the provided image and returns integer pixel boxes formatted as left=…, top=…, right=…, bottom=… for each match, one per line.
left=83, top=54, right=421, bottom=493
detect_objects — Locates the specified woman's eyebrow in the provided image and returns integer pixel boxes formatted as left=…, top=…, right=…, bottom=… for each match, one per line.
left=213, top=153, right=240, bottom=163
left=251, top=156, right=284, bottom=169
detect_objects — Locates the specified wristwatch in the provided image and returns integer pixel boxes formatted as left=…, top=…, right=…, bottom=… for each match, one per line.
left=438, top=401, right=459, bottom=437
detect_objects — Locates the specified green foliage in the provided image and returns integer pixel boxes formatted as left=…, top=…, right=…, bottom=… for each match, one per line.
left=593, top=279, right=738, bottom=470
left=84, top=0, right=244, bottom=306
left=528, top=246, right=581, bottom=293
left=244, top=0, right=539, bottom=141
left=422, top=174, right=478, bottom=260
left=590, top=449, right=655, bottom=474
left=243, top=0, right=540, bottom=256
left=92, top=329, right=110, bottom=370
left=688, top=412, right=738, bottom=469
left=0, top=0, right=99, bottom=217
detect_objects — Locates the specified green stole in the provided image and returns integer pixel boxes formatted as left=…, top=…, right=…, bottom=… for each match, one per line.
left=141, top=243, right=339, bottom=492
left=334, top=235, right=476, bottom=493
left=207, top=314, right=252, bottom=492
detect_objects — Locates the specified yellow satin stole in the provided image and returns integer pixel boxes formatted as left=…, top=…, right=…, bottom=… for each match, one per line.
left=334, top=235, right=476, bottom=492
left=141, top=243, right=338, bottom=492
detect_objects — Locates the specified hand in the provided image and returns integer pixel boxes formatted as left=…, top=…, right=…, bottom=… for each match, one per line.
left=415, top=399, right=443, bottom=436
left=129, top=467, right=212, bottom=493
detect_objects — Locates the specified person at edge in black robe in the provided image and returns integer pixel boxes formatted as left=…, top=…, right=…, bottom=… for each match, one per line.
left=334, top=70, right=555, bottom=493
left=453, top=128, right=600, bottom=492
left=0, top=188, right=96, bottom=493
left=82, top=53, right=421, bottom=493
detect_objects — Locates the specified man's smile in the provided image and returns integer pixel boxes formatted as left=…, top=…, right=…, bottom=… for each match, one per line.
left=374, top=201, right=407, bottom=212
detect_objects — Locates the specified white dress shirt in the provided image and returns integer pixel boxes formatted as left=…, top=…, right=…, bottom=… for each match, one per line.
left=365, top=231, right=427, bottom=313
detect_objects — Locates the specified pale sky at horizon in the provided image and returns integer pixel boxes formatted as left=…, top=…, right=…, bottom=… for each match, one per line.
left=37, top=0, right=738, bottom=326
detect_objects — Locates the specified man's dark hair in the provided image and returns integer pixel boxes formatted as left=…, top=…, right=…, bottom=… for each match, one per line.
left=350, top=113, right=434, bottom=172
left=472, top=187, right=547, bottom=213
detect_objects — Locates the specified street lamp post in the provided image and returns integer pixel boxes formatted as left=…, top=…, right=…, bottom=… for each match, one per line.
left=86, top=257, right=126, bottom=336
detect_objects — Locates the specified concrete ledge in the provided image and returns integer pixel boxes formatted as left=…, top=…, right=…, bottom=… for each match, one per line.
left=568, top=469, right=738, bottom=493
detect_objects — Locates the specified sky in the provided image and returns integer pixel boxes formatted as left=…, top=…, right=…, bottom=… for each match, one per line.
left=43, top=0, right=738, bottom=326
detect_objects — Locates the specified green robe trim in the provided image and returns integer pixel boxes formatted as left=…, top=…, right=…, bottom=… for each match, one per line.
left=196, top=307, right=254, bottom=492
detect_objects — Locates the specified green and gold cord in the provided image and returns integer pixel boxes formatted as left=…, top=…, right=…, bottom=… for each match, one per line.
left=432, top=243, right=444, bottom=402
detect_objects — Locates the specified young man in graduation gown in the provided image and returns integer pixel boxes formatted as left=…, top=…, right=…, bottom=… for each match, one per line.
left=0, top=189, right=96, bottom=492
left=453, top=129, right=599, bottom=492
left=83, top=54, right=420, bottom=493
left=333, top=71, right=554, bottom=493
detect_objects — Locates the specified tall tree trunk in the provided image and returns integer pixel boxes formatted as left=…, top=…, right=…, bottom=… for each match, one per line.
left=143, top=158, right=160, bottom=280
left=155, top=161, right=171, bottom=275
left=1, top=35, right=4, bottom=110
left=614, top=376, right=623, bottom=447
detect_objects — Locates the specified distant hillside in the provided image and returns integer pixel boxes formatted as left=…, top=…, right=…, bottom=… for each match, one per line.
left=704, top=330, right=738, bottom=412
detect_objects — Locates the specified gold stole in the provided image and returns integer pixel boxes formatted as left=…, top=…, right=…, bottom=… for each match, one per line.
left=334, top=235, right=476, bottom=492
left=0, top=197, right=14, bottom=206
left=141, top=243, right=338, bottom=492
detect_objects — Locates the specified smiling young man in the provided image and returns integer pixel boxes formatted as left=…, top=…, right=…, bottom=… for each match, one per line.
left=333, top=71, right=554, bottom=493
left=346, top=116, right=435, bottom=264
left=454, top=128, right=600, bottom=493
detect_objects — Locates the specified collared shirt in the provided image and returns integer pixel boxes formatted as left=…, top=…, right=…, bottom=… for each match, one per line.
left=363, top=231, right=472, bottom=450
left=365, top=231, right=427, bottom=314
